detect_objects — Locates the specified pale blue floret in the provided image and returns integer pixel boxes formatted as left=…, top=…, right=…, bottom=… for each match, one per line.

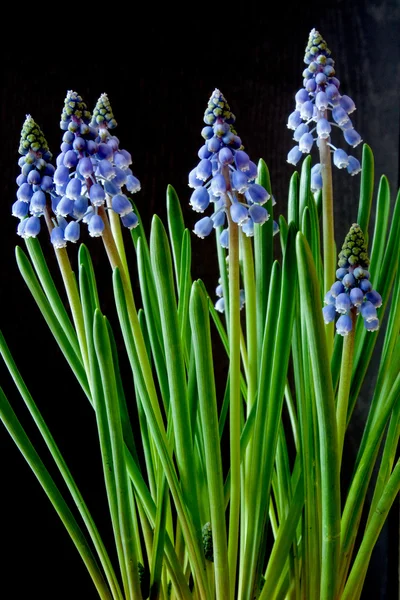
left=333, top=149, right=349, bottom=168
left=64, top=221, right=80, bottom=243
left=51, top=226, right=67, bottom=248
left=336, top=292, right=351, bottom=314
left=323, top=304, right=336, bottom=323
left=336, top=314, right=353, bottom=336
left=112, top=194, right=133, bottom=217
left=88, top=214, right=105, bottom=237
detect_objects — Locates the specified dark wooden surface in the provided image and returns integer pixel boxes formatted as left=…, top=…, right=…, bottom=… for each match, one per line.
left=0, top=3, right=399, bottom=598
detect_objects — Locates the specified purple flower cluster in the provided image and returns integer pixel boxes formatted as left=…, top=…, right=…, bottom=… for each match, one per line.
left=189, top=89, right=270, bottom=245
left=287, top=29, right=362, bottom=190
left=323, top=224, right=381, bottom=334
left=12, top=115, right=55, bottom=238
left=50, top=91, right=141, bottom=246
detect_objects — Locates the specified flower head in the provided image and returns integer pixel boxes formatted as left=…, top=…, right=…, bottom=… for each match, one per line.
left=287, top=29, right=362, bottom=178
left=190, top=89, right=271, bottom=242
left=322, top=224, right=380, bottom=334
left=13, top=115, right=55, bottom=238
left=50, top=91, right=141, bottom=245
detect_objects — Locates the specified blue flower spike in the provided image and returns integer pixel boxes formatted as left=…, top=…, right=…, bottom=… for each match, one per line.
left=51, top=91, right=141, bottom=245
left=14, top=115, right=55, bottom=238
left=287, top=29, right=362, bottom=180
left=322, top=223, right=381, bottom=334
left=189, top=89, right=271, bottom=244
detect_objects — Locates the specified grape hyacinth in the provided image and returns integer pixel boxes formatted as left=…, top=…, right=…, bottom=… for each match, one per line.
left=52, top=91, right=141, bottom=246
left=215, top=278, right=245, bottom=313
left=13, top=115, right=55, bottom=238
left=323, top=224, right=381, bottom=334
left=287, top=29, right=362, bottom=186
left=189, top=89, right=271, bottom=245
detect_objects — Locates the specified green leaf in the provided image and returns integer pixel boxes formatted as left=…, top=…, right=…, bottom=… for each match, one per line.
left=368, top=176, right=390, bottom=284
left=288, top=171, right=300, bottom=228
left=177, top=229, right=192, bottom=358
left=0, top=328, right=122, bottom=600
left=166, top=184, right=186, bottom=287
left=79, top=244, right=100, bottom=310
left=25, top=237, right=80, bottom=359
left=0, top=386, right=113, bottom=600
left=94, top=310, right=143, bottom=599
left=16, top=246, right=90, bottom=398
left=254, top=158, right=274, bottom=356
left=296, top=232, right=340, bottom=600
left=190, top=281, right=230, bottom=598
left=356, top=144, right=374, bottom=241
left=299, top=155, right=312, bottom=222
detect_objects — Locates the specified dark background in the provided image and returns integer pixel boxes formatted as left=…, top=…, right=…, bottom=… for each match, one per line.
left=0, top=2, right=399, bottom=598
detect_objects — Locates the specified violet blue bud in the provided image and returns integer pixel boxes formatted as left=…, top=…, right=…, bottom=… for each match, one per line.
left=219, top=148, right=234, bottom=165
left=210, top=174, right=227, bottom=197
left=121, top=212, right=139, bottom=229
left=349, top=288, right=364, bottom=306
left=364, top=318, right=379, bottom=332
left=295, top=89, right=309, bottom=104
left=89, top=183, right=106, bottom=206
left=336, top=292, right=351, bottom=314
left=230, top=202, right=249, bottom=225
left=219, top=228, right=229, bottom=248
left=365, top=290, right=382, bottom=308
left=343, top=128, right=362, bottom=148
left=342, top=273, right=356, bottom=288
left=112, top=194, right=133, bottom=217
left=323, top=304, right=336, bottom=323
left=336, top=268, right=348, bottom=280
left=64, top=221, right=80, bottom=243
left=50, top=226, right=67, bottom=249
left=245, top=183, right=270, bottom=205
left=360, top=301, right=377, bottom=322
left=249, top=204, right=269, bottom=224
left=333, top=149, right=349, bottom=169
left=235, top=151, right=250, bottom=172
left=287, top=146, right=303, bottom=165
left=300, top=101, right=314, bottom=120
left=190, top=187, right=210, bottom=213
left=332, top=106, right=350, bottom=126
left=66, top=178, right=82, bottom=200
left=331, top=280, right=345, bottom=297
left=316, top=118, right=331, bottom=139
left=196, top=159, right=212, bottom=181
left=126, top=175, right=141, bottom=193
left=336, top=314, right=353, bottom=336
left=242, top=219, right=254, bottom=237
left=287, top=111, right=302, bottom=130
left=24, top=216, right=41, bottom=237
left=360, top=279, right=372, bottom=293
left=79, top=157, right=94, bottom=177
left=293, top=123, right=309, bottom=142
left=316, top=91, right=329, bottom=111
left=12, top=200, right=29, bottom=219
left=231, top=170, right=250, bottom=193
left=347, top=156, right=361, bottom=176
left=299, top=132, right=314, bottom=153
left=88, top=214, right=105, bottom=237
left=194, top=216, right=213, bottom=239
left=340, top=95, right=356, bottom=114
left=56, top=196, right=74, bottom=217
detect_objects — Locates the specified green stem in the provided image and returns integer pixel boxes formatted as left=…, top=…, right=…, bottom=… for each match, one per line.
left=226, top=205, right=241, bottom=600
left=341, top=459, right=400, bottom=600
left=319, top=134, right=335, bottom=356
left=43, top=208, right=90, bottom=375
left=336, top=309, right=356, bottom=465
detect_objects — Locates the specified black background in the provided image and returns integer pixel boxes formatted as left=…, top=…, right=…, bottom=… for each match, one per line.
left=0, top=3, right=399, bottom=598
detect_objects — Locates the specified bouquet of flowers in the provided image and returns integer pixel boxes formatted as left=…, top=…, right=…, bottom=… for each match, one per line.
left=1, top=29, right=399, bottom=599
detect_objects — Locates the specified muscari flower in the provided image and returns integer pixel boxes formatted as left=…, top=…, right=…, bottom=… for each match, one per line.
left=322, top=224, right=381, bottom=335
left=214, top=277, right=245, bottom=313
left=13, top=115, right=55, bottom=238
left=189, top=89, right=273, bottom=244
left=51, top=91, right=141, bottom=246
left=287, top=29, right=362, bottom=179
